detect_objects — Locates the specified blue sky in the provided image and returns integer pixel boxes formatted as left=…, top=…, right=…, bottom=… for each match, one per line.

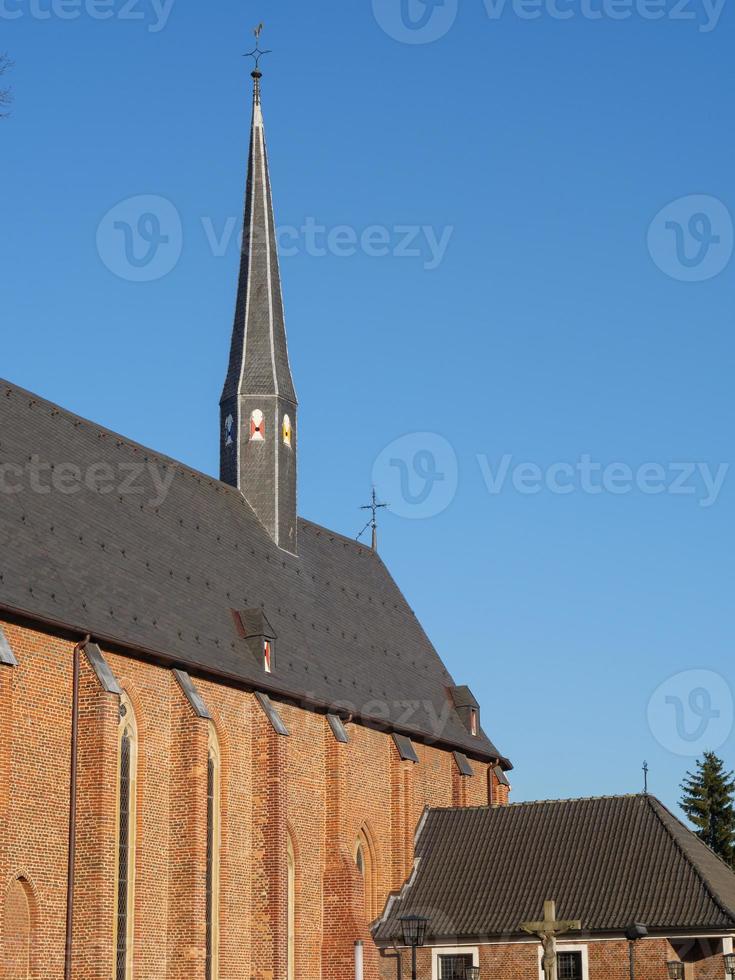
left=2, top=0, right=733, bottom=814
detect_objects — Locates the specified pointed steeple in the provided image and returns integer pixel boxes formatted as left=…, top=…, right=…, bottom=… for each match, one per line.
left=220, top=64, right=298, bottom=554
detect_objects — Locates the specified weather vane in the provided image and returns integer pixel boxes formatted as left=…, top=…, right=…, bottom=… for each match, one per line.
left=642, top=760, right=649, bottom=794
left=357, top=488, right=388, bottom=552
left=244, top=23, right=272, bottom=72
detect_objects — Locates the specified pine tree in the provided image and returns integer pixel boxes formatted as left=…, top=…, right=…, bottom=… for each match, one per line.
left=680, top=752, right=735, bottom=867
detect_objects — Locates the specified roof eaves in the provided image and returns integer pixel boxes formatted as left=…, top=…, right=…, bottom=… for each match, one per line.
left=645, top=795, right=735, bottom=926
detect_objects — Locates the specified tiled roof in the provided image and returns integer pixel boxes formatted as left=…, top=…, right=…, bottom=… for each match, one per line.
left=374, top=795, right=735, bottom=942
left=0, top=379, right=509, bottom=764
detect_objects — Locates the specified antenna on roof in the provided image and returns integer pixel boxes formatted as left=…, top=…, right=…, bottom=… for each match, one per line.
left=642, top=760, right=649, bottom=795
left=357, top=487, right=388, bottom=552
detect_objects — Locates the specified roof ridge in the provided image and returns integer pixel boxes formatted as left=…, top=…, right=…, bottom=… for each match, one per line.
left=0, top=379, right=365, bottom=549
left=0, top=378, right=238, bottom=495
left=644, top=795, right=735, bottom=925
left=428, top=794, right=646, bottom=814
left=298, top=518, right=381, bottom=556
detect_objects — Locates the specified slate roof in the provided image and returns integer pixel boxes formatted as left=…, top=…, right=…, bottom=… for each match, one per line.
left=221, top=84, right=296, bottom=406
left=374, top=794, right=735, bottom=943
left=0, top=379, right=508, bottom=764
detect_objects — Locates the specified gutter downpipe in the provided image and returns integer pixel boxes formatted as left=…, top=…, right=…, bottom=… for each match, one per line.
left=64, top=633, right=90, bottom=980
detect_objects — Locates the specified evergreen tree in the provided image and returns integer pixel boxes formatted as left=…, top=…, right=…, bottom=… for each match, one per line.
left=680, top=752, right=735, bottom=867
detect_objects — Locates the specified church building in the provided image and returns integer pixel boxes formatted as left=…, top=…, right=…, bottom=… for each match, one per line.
left=3, top=59, right=734, bottom=980
left=0, top=65, right=511, bottom=980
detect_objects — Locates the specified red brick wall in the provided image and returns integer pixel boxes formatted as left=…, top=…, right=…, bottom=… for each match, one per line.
left=0, top=617, right=496, bottom=980
left=402, top=938, right=727, bottom=980
left=0, top=620, right=72, bottom=978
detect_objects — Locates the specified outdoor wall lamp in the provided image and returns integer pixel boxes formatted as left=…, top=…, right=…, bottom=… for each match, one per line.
left=666, top=960, right=685, bottom=980
left=400, top=916, right=430, bottom=980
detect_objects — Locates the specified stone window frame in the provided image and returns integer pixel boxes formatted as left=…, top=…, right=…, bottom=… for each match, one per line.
left=206, top=722, right=222, bottom=980
left=431, top=946, right=480, bottom=980
left=536, top=944, right=589, bottom=980
left=114, top=692, right=138, bottom=980
left=354, top=826, right=379, bottom=922
left=287, top=834, right=296, bottom=980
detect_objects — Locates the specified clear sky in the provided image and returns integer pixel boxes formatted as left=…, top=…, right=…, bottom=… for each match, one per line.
left=3, top=0, right=733, bottom=816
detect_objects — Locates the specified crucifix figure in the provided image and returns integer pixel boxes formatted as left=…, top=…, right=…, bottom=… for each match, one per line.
left=520, top=900, right=582, bottom=980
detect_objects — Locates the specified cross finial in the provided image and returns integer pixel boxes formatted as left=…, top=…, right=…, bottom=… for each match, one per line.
left=244, top=23, right=272, bottom=103
left=643, top=760, right=649, bottom=794
left=245, top=23, right=271, bottom=69
left=357, top=487, right=388, bottom=551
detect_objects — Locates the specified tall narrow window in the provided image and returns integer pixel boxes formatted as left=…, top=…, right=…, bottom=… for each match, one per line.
left=206, top=724, right=221, bottom=980
left=287, top=836, right=296, bottom=980
left=469, top=707, right=478, bottom=736
left=5, top=877, right=32, bottom=978
left=354, top=828, right=378, bottom=921
left=115, top=694, right=137, bottom=980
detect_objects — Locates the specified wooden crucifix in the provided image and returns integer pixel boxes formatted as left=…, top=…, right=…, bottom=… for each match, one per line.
left=520, top=900, right=582, bottom=980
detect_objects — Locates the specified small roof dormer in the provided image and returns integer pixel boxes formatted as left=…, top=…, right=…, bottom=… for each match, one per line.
left=450, top=685, right=481, bottom=738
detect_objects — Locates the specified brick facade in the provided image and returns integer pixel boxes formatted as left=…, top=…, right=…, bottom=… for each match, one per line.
left=0, top=615, right=493, bottom=979
left=2, top=616, right=730, bottom=980
left=407, top=938, right=729, bottom=980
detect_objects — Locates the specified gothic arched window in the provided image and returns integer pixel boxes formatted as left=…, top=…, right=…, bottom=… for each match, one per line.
left=4, top=877, right=32, bottom=978
left=250, top=409, right=265, bottom=442
left=354, top=828, right=378, bottom=922
left=206, top=723, right=221, bottom=980
left=282, top=414, right=292, bottom=448
left=115, top=693, right=138, bottom=980
left=287, top=835, right=296, bottom=980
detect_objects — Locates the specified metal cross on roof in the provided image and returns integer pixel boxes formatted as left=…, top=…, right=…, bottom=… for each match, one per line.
left=244, top=23, right=272, bottom=72
left=357, top=487, right=388, bottom=552
left=521, top=900, right=582, bottom=980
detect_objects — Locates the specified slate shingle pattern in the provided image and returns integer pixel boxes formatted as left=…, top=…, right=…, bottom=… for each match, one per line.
left=374, top=794, right=735, bottom=942
left=0, top=380, right=508, bottom=763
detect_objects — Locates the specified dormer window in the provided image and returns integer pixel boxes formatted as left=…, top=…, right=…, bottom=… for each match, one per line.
left=250, top=409, right=265, bottom=442
left=449, top=685, right=481, bottom=738
left=470, top=707, right=478, bottom=736
left=264, top=640, right=273, bottom=674
left=282, top=414, right=292, bottom=448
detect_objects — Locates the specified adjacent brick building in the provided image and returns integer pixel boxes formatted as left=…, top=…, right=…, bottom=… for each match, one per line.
left=2, top=61, right=732, bottom=980
left=374, top=796, right=735, bottom=980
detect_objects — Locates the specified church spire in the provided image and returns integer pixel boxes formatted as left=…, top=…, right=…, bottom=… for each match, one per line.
left=220, top=47, right=298, bottom=554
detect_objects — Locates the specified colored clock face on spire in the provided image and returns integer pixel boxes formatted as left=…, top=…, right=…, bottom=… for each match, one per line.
left=219, top=54, right=297, bottom=553
left=250, top=410, right=265, bottom=442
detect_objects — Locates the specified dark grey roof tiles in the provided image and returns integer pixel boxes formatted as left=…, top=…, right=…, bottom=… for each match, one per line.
left=221, top=90, right=296, bottom=406
left=374, top=795, right=735, bottom=943
left=0, top=379, right=508, bottom=763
